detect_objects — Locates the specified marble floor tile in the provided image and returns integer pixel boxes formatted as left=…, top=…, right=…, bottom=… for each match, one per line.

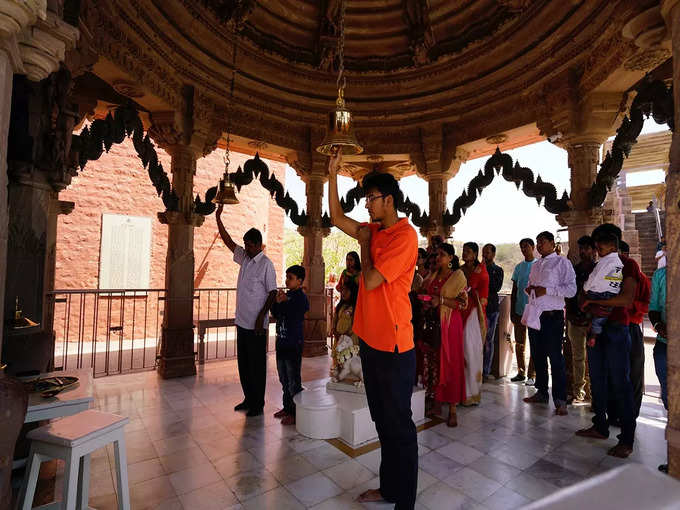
left=467, top=455, right=522, bottom=484
left=127, top=458, right=166, bottom=486
left=417, top=429, right=452, bottom=450
left=436, top=441, right=485, bottom=465
left=419, top=451, right=463, bottom=480
left=158, top=445, right=211, bottom=473
left=301, top=443, right=350, bottom=470
left=213, top=451, right=264, bottom=480
left=323, top=459, right=376, bottom=490
left=285, top=472, right=343, bottom=507
left=223, top=468, right=280, bottom=501
left=355, top=448, right=382, bottom=474
left=524, top=459, right=584, bottom=488
left=482, top=486, right=530, bottom=510
left=488, top=444, right=540, bottom=470
left=417, top=481, right=479, bottom=510
left=168, top=462, right=222, bottom=495
left=442, top=467, right=502, bottom=503
left=241, top=486, right=305, bottom=509
left=268, top=454, right=320, bottom=484
left=503, top=472, right=559, bottom=501
left=129, top=476, right=177, bottom=509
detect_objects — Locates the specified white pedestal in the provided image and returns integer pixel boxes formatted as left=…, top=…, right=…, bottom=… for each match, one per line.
left=295, top=379, right=426, bottom=447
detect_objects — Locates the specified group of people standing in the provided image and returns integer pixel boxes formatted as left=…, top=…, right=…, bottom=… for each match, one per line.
left=413, top=238, right=504, bottom=427
left=216, top=146, right=669, bottom=508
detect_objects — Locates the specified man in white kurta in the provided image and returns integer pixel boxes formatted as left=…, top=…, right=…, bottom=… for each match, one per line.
left=522, top=231, right=576, bottom=416
left=216, top=205, right=277, bottom=416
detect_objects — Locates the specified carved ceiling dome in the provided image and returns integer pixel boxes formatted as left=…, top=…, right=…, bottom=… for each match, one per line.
left=81, top=0, right=653, bottom=154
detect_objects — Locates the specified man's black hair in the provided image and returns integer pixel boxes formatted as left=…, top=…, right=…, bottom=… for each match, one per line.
left=536, top=231, right=554, bottom=243
left=577, top=235, right=595, bottom=249
left=519, top=238, right=535, bottom=248
left=286, top=264, right=306, bottom=282
left=619, top=240, right=630, bottom=254
left=592, top=230, right=619, bottom=249
left=362, top=171, right=403, bottom=210
left=484, top=243, right=496, bottom=254
left=591, top=223, right=622, bottom=242
left=243, top=228, right=263, bottom=245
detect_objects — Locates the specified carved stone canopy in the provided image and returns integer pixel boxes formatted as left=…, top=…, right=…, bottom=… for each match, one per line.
left=80, top=0, right=655, bottom=163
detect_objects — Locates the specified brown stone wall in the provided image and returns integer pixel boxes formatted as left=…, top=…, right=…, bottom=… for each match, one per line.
left=56, top=138, right=286, bottom=291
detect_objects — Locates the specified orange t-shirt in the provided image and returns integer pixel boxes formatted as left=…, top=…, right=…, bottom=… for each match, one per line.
left=352, top=218, right=418, bottom=353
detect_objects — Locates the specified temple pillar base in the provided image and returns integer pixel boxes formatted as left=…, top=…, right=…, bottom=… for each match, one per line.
left=557, top=209, right=603, bottom=262
left=157, top=327, right=197, bottom=379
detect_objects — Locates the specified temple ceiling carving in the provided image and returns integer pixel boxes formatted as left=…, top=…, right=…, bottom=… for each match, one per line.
left=77, top=0, right=656, bottom=164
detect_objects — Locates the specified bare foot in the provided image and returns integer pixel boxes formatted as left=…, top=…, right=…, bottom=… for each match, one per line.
left=357, top=489, right=384, bottom=503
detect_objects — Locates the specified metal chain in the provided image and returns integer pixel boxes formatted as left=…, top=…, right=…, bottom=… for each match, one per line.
left=336, top=0, right=346, bottom=92
left=224, top=31, right=238, bottom=173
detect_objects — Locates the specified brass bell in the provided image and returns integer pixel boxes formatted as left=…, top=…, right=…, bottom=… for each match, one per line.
left=10, top=296, right=38, bottom=329
left=316, top=89, right=363, bottom=156
left=212, top=172, right=240, bottom=205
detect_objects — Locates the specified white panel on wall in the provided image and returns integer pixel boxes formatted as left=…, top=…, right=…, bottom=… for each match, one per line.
left=99, top=214, right=152, bottom=289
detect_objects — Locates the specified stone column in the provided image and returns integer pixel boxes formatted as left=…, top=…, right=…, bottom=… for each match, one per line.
left=299, top=155, right=330, bottom=357
left=557, top=141, right=605, bottom=260
left=151, top=113, right=208, bottom=379
left=661, top=0, right=680, bottom=478
left=415, top=141, right=467, bottom=240
left=0, top=0, right=49, bottom=360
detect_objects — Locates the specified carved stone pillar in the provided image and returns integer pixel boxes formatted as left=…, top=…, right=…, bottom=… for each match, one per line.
left=151, top=112, right=208, bottom=379
left=559, top=142, right=607, bottom=259
left=2, top=68, right=79, bottom=373
left=299, top=159, right=330, bottom=357
left=661, top=0, right=680, bottom=479
left=0, top=0, right=50, bottom=360
left=420, top=174, right=453, bottom=240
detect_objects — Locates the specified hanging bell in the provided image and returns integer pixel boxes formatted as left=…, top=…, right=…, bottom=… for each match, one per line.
left=316, top=88, right=363, bottom=156
left=212, top=172, right=240, bottom=205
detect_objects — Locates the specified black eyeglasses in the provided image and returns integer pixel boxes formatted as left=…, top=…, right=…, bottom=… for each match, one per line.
left=365, top=194, right=386, bottom=203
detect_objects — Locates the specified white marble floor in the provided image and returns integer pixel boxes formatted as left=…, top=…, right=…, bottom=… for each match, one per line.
left=80, top=354, right=667, bottom=510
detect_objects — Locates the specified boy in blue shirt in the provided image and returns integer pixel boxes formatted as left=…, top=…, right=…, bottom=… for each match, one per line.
left=510, top=238, right=537, bottom=383
left=271, top=265, right=309, bottom=425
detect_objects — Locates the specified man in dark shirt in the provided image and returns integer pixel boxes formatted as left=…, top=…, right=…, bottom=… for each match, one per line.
left=482, top=243, right=504, bottom=380
left=271, top=265, right=310, bottom=425
left=564, top=235, right=595, bottom=403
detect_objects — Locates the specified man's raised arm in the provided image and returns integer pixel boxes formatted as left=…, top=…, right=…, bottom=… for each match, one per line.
left=216, top=204, right=237, bottom=253
left=328, top=152, right=361, bottom=239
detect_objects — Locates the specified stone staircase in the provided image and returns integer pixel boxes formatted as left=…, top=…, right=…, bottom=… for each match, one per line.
left=634, top=210, right=665, bottom=277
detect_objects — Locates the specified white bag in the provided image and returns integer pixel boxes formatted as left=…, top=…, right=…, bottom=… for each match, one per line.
left=521, top=290, right=541, bottom=330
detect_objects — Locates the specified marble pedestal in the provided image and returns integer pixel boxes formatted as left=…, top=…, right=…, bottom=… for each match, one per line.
left=294, top=378, right=426, bottom=447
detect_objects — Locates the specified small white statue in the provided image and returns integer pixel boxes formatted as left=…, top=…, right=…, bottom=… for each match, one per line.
left=331, top=334, right=363, bottom=385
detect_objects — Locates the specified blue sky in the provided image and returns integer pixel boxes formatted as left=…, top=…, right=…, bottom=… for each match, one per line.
left=282, top=119, right=669, bottom=244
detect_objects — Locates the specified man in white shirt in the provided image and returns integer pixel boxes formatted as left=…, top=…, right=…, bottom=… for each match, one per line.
left=216, top=204, right=278, bottom=417
left=523, top=231, right=577, bottom=415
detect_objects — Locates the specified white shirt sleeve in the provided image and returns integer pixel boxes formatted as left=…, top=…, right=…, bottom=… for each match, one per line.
left=233, top=245, right=247, bottom=266
left=264, top=260, right=278, bottom=293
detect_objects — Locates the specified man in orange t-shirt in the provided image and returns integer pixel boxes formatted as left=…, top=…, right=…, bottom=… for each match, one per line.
left=328, top=152, right=418, bottom=509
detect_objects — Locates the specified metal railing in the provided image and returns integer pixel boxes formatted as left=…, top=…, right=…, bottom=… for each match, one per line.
left=48, top=287, right=334, bottom=377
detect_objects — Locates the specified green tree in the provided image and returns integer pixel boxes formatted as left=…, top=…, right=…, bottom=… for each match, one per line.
left=284, top=227, right=360, bottom=283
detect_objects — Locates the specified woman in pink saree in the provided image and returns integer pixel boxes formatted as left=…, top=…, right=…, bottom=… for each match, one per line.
left=419, top=243, right=468, bottom=427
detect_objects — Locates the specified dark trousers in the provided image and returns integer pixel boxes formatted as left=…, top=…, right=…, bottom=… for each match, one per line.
left=588, top=323, right=635, bottom=445
left=276, top=348, right=302, bottom=414
left=359, top=339, right=418, bottom=510
left=653, top=341, right=668, bottom=409
left=528, top=311, right=567, bottom=407
left=236, top=326, right=267, bottom=410
left=483, top=311, right=500, bottom=377
left=607, top=323, right=645, bottom=421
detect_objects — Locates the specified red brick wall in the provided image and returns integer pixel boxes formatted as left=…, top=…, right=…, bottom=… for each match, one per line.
left=56, top=138, right=286, bottom=292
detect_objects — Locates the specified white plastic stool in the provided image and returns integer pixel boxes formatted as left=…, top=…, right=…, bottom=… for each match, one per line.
left=18, top=410, right=130, bottom=510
